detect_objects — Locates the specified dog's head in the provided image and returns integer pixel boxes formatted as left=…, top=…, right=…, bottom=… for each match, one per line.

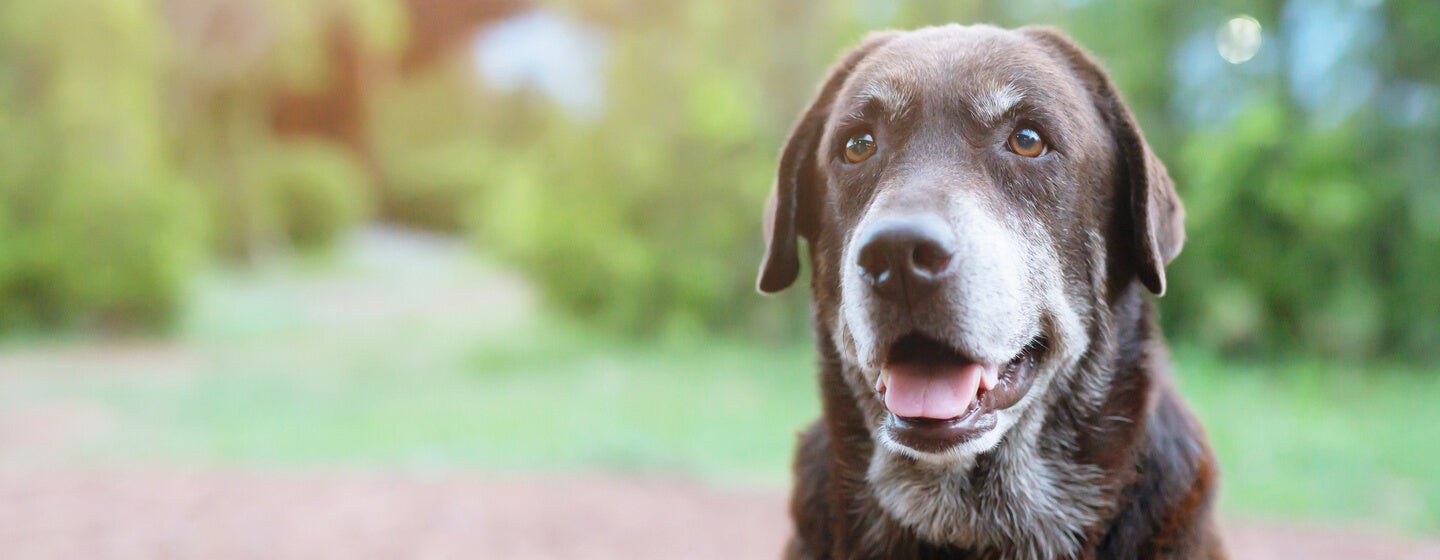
left=758, top=25, right=1184, bottom=463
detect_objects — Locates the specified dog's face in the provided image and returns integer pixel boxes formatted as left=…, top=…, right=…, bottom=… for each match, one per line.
left=758, top=25, right=1184, bottom=464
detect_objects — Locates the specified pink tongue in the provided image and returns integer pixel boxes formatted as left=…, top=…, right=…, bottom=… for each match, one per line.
left=884, top=362, right=991, bottom=419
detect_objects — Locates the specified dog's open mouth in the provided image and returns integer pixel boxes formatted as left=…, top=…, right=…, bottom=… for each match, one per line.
left=875, top=332, right=1044, bottom=452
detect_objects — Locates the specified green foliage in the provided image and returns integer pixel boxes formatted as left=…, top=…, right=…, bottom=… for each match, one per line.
left=469, top=2, right=838, bottom=336
left=265, top=140, right=372, bottom=252
left=0, top=0, right=403, bottom=334
left=265, top=0, right=407, bottom=90
left=366, top=65, right=501, bottom=232
left=1152, top=3, right=1440, bottom=362
left=0, top=0, right=203, bottom=331
left=162, top=0, right=404, bottom=260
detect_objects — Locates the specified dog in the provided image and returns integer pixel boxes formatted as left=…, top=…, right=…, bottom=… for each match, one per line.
left=757, top=25, right=1225, bottom=559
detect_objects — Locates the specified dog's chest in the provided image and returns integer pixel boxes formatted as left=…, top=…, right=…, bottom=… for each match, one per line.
left=864, top=435, right=1112, bottom=560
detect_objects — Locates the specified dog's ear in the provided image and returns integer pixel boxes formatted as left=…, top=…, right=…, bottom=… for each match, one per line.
left=1022, top=27, right=1185, bottom=296
left=757, top=32, right=899, bottom=294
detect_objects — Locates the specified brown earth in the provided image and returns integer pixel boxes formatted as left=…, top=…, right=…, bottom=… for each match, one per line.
left=2, top=471, right=1437, bottom=560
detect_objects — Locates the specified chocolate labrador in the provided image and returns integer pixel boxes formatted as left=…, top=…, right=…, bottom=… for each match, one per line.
left=757, top=25, right=1225, bottom=559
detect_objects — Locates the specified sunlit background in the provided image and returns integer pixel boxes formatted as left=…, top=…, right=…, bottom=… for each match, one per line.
left=1, top=0, right=1438, bottom=558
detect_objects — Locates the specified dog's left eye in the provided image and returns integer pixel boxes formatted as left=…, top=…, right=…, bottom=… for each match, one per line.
left=1007, top=127, right=1047, bottom=158
left=844, top=133, right=877, bottom=163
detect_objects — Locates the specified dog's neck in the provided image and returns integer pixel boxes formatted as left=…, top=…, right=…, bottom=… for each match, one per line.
left=827, top=285, right=1156, bottom=559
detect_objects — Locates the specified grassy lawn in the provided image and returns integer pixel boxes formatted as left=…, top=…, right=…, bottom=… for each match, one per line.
left=1174, top=349, right=1440, bottom=533
left=2, top=234, right=1436, bottom=534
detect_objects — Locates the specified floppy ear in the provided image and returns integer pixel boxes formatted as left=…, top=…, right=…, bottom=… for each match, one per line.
left=757, top=32, right=900, bottom=294
left=1022, top=27, right=1186, bottom=296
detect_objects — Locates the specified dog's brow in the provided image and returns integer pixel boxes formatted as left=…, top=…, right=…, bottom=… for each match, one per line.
left=970, top=82, right=1025, bottom=125
left=853, top=79, right=912, bottom=121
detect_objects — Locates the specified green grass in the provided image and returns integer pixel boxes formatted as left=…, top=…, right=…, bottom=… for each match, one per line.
left=1174, top=349, right=1440, bottom=533
left=1, top=316, right=817, bottom=482
left=2, top=242, right=1437, bottom=532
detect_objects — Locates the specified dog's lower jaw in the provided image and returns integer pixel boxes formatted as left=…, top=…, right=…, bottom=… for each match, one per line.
left=873, top=397, right=1023, bottom=465
left=875, top=424, right=1001, bottom=466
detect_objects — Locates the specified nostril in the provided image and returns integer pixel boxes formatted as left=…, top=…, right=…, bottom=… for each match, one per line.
left=857, top=246, right=891, bottom=286
left=911, top=241, right=954, bottom=276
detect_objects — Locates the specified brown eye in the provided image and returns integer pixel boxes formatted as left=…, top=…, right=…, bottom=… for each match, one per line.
left=1008, top=127, right=1046, bottom=158
left=844, top=133, right=877, bottom=163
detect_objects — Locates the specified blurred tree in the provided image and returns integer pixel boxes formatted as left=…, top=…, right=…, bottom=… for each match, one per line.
left=0, top=0, right=203, bottom=331
left=468, top=0, right=849, bottom=337
left=164, top=0, right=406, bottom=260
left=1, top=0, right=1437, bottom=362
left=269, top=0, right=523, bottom=230
left=1147, top=0, right=1440, bottom=361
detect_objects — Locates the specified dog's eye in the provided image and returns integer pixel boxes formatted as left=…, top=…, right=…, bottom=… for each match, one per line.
left=844, top=133, right=877, bottom=163
left=1008, top=127, right=1046, bottom=158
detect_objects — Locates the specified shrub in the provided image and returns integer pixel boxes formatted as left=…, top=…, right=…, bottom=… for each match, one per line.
left=467, top=3, right=822, bottom=339
left=0, top=0, right=203, bottom=333
left=367, top=64, right=502, bottom=232
left=265, top=140, right=372, bottom=252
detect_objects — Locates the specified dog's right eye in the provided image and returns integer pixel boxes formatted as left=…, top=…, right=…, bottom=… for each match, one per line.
left=1007, top=127, right=1047, bottom=158
left=844, top=133, right=877, bottom=164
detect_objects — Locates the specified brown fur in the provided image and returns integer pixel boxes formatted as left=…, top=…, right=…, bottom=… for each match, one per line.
left=758, top=25, right=1224, bottom=559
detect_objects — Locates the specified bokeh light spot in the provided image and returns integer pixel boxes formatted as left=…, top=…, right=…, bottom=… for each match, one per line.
left=1217, top=15, right=1263, bottom=64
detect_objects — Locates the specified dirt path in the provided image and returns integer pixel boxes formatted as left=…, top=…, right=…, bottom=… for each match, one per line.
left=2, top=471, right=1436, bottom=560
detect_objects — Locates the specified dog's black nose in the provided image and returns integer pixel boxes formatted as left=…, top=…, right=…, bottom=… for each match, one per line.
left=855, top=216, right=956, bottom=301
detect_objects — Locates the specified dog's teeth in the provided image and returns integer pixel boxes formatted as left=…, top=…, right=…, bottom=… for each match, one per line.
left=875, top=371, right=889, bottom=393
left=981, top=367, right=999, bottom=391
